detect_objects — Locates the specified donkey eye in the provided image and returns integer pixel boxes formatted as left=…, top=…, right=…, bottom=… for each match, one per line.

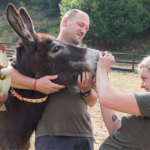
left=52, top=46, right=59, bottom=53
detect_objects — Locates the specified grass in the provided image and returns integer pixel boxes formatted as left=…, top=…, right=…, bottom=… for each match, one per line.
left=109, top=71, right=144, bottom=93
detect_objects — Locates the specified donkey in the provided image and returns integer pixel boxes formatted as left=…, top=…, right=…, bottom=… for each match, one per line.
left=0, top=3, right=100, bottom=150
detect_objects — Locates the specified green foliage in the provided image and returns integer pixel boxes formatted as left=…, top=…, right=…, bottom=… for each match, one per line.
left=35, top=19, right=50, bottom=33
left=0, top=0, right=61, bottom=17
left=60, top=0, right=150, bottom=44
left=0, top=23, right=11, bottom=35
left=34, top=17, right=60, bottom=36
left=0, top=0, right=31, bottom=6
left=31, top=0, right=61, bottom=17
left=11, top=36, right=19, bottom=43
left=19, top=1, right=25, bottom=7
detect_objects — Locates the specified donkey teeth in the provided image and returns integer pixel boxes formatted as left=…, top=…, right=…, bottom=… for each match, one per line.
left=0, top=51, right=8, bottom=68
left=0, top=74, right=11, bottom=97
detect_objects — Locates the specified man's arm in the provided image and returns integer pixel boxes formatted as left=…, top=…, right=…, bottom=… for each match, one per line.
left=2, top=66, right=65, bottom=94
left=78, top=72, right=98, bottom=107
left=2, top=66, right=35, bottom=89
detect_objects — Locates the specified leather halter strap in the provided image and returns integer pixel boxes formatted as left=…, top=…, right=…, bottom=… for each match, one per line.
left=11, top=88, right=48, bottom=103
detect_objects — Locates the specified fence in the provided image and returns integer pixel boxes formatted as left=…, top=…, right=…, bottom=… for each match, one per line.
left=0, top=41, right=16, bottom=57
left=111, top=51, right=148, bottom=72
left=0, top=41, right=149, bottom=72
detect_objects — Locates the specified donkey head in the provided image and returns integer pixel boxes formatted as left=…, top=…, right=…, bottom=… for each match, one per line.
left=6, top=3, right=100, bottom=87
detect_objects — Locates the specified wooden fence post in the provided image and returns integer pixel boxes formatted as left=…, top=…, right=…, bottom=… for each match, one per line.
left=132, top=50, right=135, bottom=72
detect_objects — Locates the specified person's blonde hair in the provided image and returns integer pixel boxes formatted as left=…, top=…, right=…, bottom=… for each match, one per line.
left=138, top=56, right=150, bottom=72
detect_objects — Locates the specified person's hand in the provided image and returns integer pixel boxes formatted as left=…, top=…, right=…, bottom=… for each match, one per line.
left=78, top=72, right=93, bottom=93
left=36, top=75, right=65, bottom=94
left=97, top=51, right=114, bottom=72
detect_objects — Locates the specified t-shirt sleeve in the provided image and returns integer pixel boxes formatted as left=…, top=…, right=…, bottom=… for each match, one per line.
left=134, top=93, right=150, bottom=117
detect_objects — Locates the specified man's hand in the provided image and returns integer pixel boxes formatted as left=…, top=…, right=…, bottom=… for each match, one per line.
left=36, top=75, right=65, bottom=94
left=78, top=72, right=93, bottom=93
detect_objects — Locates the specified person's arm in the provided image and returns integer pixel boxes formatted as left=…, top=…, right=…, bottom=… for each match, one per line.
left=78, top=72, right=98, bottom=107
left=2, top=66, right=65, bottom=94
left=93, top=76, right=121, bottom=134
left=100, top=105, right=121, bottom=134
left=96, top=51, right=141, bottom=116
left=2, top=66, right=35, bottom=89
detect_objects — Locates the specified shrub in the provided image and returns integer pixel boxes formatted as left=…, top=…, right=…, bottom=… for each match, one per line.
left=31, top=0, right=61, bottom=17
left=60, top=0, right=150, bottom=44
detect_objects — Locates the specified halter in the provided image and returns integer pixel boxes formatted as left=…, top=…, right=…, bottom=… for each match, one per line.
left=11, top=88, right=48, bottom=103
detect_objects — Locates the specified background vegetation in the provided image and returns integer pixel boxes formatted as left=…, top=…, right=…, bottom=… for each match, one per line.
left=60, top=0, right=150, bottom=44
left=0, top=1, right=147, bottom=149
left=1, top=0, right=150, bottom=54
left=0, top=0, right=61, bottom=17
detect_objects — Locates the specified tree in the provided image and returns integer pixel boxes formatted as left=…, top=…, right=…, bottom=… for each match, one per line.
left=31, top=0, right=61, bottom=16
left=60, top=0, right=150, bottom=44
left=0, top=0, right=61, bottom=17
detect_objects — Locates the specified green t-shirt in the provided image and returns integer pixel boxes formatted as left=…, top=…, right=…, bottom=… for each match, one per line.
left=35, top=88, right=93, bottom=138
left=100, top=92, right=150, bottom=150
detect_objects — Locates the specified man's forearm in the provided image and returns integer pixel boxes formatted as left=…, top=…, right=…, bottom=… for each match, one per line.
left=82, top=89, right=98, bottom=107
left=2, top=66, right=35, bottom=90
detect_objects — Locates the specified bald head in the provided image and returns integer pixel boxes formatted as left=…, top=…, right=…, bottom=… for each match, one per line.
left=60, top=9, right=89, bottom=29
left=57, top=9, right=89, bottom=45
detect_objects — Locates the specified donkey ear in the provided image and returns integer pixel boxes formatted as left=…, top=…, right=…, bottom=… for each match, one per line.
left=19, top=7, right=35, bottom=34
left=6, top=3, right=34, bottom=44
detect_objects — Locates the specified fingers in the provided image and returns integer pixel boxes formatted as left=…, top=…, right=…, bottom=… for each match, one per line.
left=36, top=75, right=65, bottom=94
left=47, top=77, right=65, bottom=93
left=99, top=52, right=103, bottom=58
left=104, top=51, right=109, bottom=57
left=104, top=51, right=112, bottom=58
left=78, top=72, right=92, bottom=85
left=99, top=51, right=114, bottom=62
left=97, top=51, right=115, bottom=72
left=47, top=75, right=65, bottom=89
left=46, top=75, right=58, bottom=80
left=78, top=72, right=93, bottom=93
left=78, top=74, right=81, bottom=85
left=51, top=82, right=65, bottom=90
